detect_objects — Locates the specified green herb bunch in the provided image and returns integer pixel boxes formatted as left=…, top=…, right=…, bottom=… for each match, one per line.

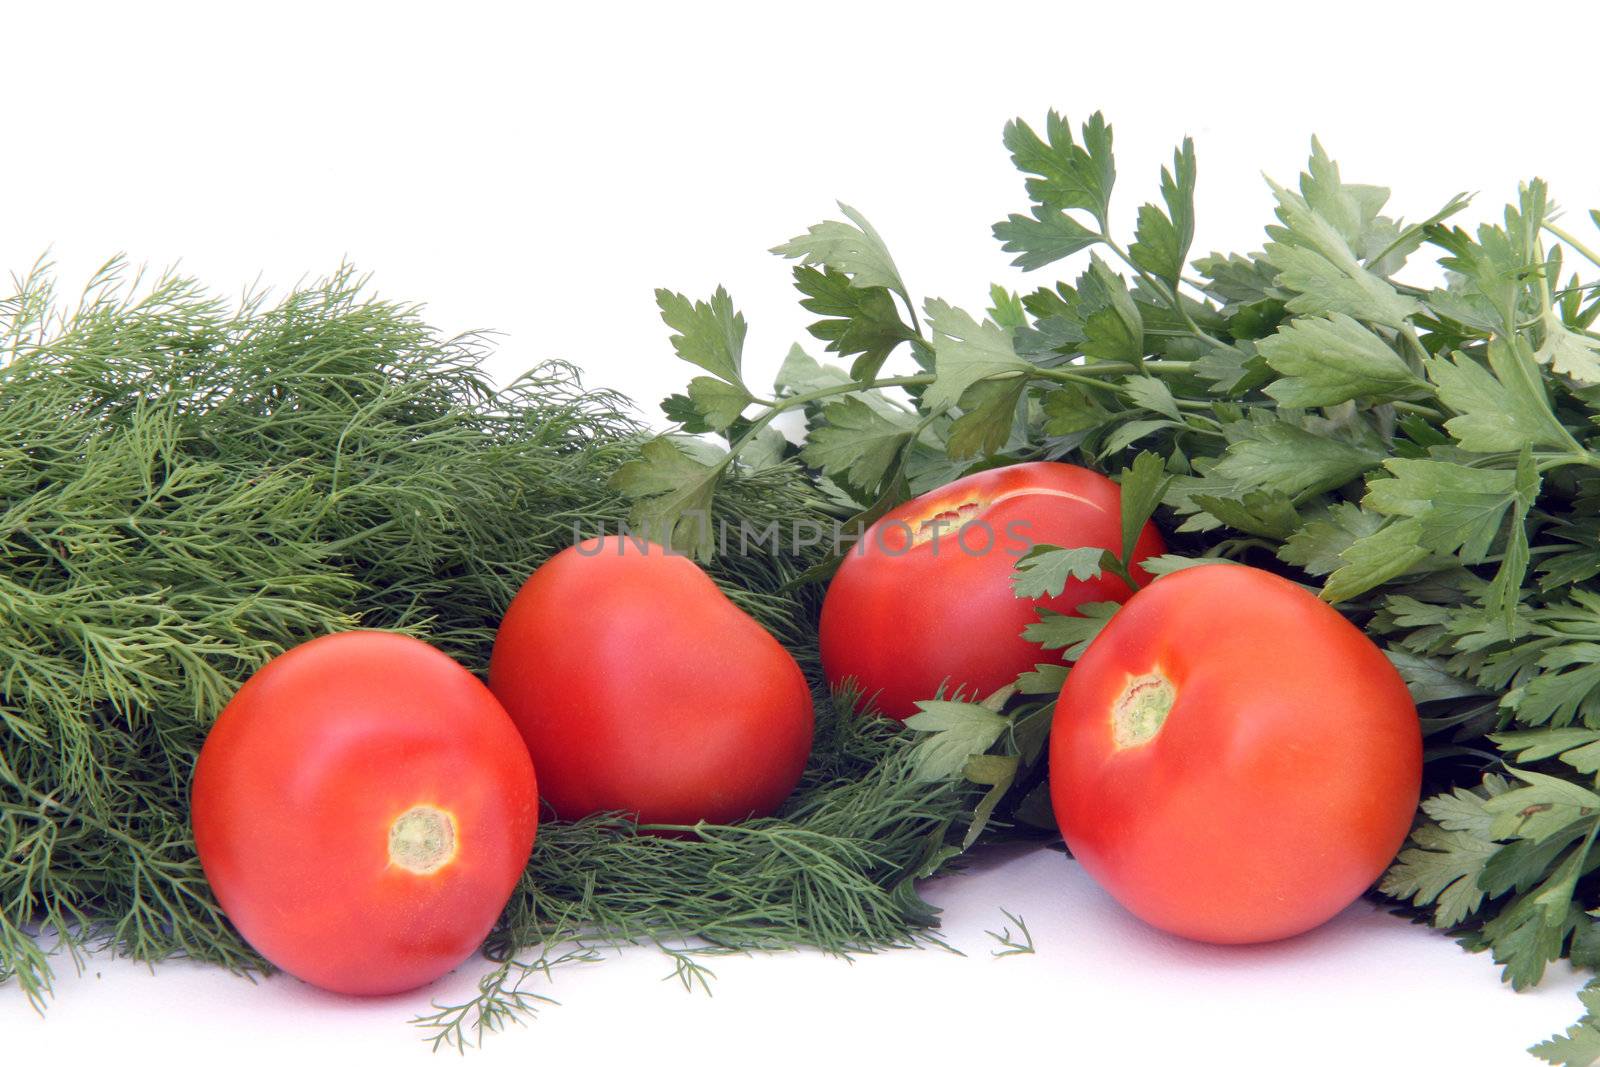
left=0, top=259, right=822, bottom=1000
left=624, top=113, right=1600, bottom=1063
left=0, top=258, right=634, bottom=1000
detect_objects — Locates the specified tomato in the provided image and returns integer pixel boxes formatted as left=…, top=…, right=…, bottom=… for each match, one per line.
left=190, top=631, right=538, bottom=995
left=1049, top=563, right=1422, bottom=944
left=488, top=536, right=814, bottom=825
left=819, top=461, right=1165, bottom=719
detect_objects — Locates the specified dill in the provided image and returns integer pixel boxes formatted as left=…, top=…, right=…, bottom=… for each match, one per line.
left=416, top=692, right=981, bottom=1049
left=1, top=258, right=924, bottom=1021
left=986, top=909, right=1035, bottom=957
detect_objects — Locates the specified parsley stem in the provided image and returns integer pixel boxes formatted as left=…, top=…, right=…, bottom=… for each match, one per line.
left=769, top=374, right=934, bottom=416
left=1098, top=232, right=1233, bottom=354
left=732, top=374, right=940, bottom=470
left=1545, top=222, right=1600, bottom=273
left=1030, top=367, right=1120, bottom=392
left=1537, top=452, right=1600, bottom=474
left=725, top=373, right=936, bottom=466
left=1392, top=400, right=1444, bottom=422
left=1050, top=359, right=1196, bottom=376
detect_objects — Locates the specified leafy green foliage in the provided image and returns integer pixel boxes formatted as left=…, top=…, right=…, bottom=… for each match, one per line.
left=656, top=286, right=750, bottom=391
left=772, top=201, right=909, bottom=303
left=791, top=265, right=917, bottom=381
left=610, top=438, right=726, bottom=557
left=1429, top=346, right=1572, bottom=453
left=1001, top=111, right=1115, bottom=228
left=904, top=691, right=1012, bottom=781
left=1129, top=138, right=1196, bottom=287
left=1257, top=312, right=1423, bottom=407
left=1213, top=420, right=1380, bottom=498
left=641, top=111, right=1600, bottom=1062
left=1263, top=176, right=1422, bottom=329
left=19, top=109, right=1600, bottom=1063
left=995, top=206, right=1101, bottom=271
left=0, top=261, right=651, bottom=1006
left=1023, top=602, right=1120, bottom=661
left=1117, top=451, right=1173, bottom=564
left=1010, top=545, right=1108, bottom=599
left=1079, top=259, right=1144, bottom=362
left=923, top=299, right=1028, bottom=410
left=801, top=397, right=913, bottom=492
left=947, top=376, right=1027, bottom=460
left=1533, top=982, right=1600, bottom=1065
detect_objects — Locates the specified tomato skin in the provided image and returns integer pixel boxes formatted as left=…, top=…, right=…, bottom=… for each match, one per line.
left=819, top=461, right=1165, bottom=719
left=488, top=536, right=814, bottom=825
left=1049, top=564, right=1422, bottom=944
left=190, top=631, right=538, bottom=995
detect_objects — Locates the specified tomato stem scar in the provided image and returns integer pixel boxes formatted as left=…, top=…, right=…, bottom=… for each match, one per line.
left=388, top=805, right=457, bottom=874
left=1112, top=671, right=1175, bottom=748
left=905, top=488, right=1105, bottom=549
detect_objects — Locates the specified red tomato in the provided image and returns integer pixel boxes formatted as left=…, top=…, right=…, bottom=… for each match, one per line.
left=1050, top=564, right=1422, bottom=943
left=190, top=631, right=538, bottom=995
left=819, top=461, right=1165, bottom=719
left=489, top=536, right=814, bottom=825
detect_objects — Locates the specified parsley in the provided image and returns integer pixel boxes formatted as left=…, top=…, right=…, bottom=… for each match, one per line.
left=638, top=110, right=1600, bottom=1062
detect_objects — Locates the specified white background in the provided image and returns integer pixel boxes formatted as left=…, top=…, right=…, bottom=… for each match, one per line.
left=5, top=2, right=1600, bottom=1064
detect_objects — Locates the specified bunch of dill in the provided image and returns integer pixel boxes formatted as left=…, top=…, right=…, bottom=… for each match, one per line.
left=1, top=259, right=969, bottom=1023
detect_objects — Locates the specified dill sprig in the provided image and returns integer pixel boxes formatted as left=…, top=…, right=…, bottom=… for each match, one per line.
left=986, top=909, right=1035, bottom=957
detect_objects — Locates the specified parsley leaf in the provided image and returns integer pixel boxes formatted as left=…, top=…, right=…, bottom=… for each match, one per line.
left=1022, top=602, right=1121, bottom=660
left=1429, top=346, right=1572, bottom=453
left=1363, top=459, right=1523, bottom=563
left=947, top=376, right=1027, bottom=460
left=994, top=206, right=1101, bottom=271
left=1278, top=502, right=1385, bottom=575
left=903, top=689, right=1013, bottom=781
left=791, top=265, right=916, bottom=381
left=656, top=286, right=748, bottom=390
left=1531, top=1011, right=1600, bottom=1067
left=611, top=437, right=726, bottom=559
left=923, top=298, right=1030, bottom=410
left=1537, top=309, right=1600, bottom=384
left=1259, top=312, right=1426, bottom=407
left=1380, top=822, right=1497, bottom=928
left=1321, top=520, right=1430, bottom=602
left=1191, top=490, right=1301, bottom=540
left=1214, top=419, right=1382, bottom=498
left=685, top=376, right=753, bottom=431
left=801, top=396, right=913, bottom=493
left=1011, top=544, right=1110, bottom=599
left=1040, top=385, right=1114, bottom=436
left=1117, top=451, right=1171, bottom=565
left=1079, top=258, right=1144, bottom=362
left=1121, top=375, right=1180, bottom=420
left=771, top=201, right=908, bottom=302
left=1002, top=110, right=1115, bottom=227
left=1264, top=176, right=1423, bottom=330
left=1128, top=138, right=1196, bottom=287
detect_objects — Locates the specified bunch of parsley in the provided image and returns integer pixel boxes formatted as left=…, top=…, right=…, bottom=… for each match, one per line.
left=622, top=112, right=1600, bottom=1064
